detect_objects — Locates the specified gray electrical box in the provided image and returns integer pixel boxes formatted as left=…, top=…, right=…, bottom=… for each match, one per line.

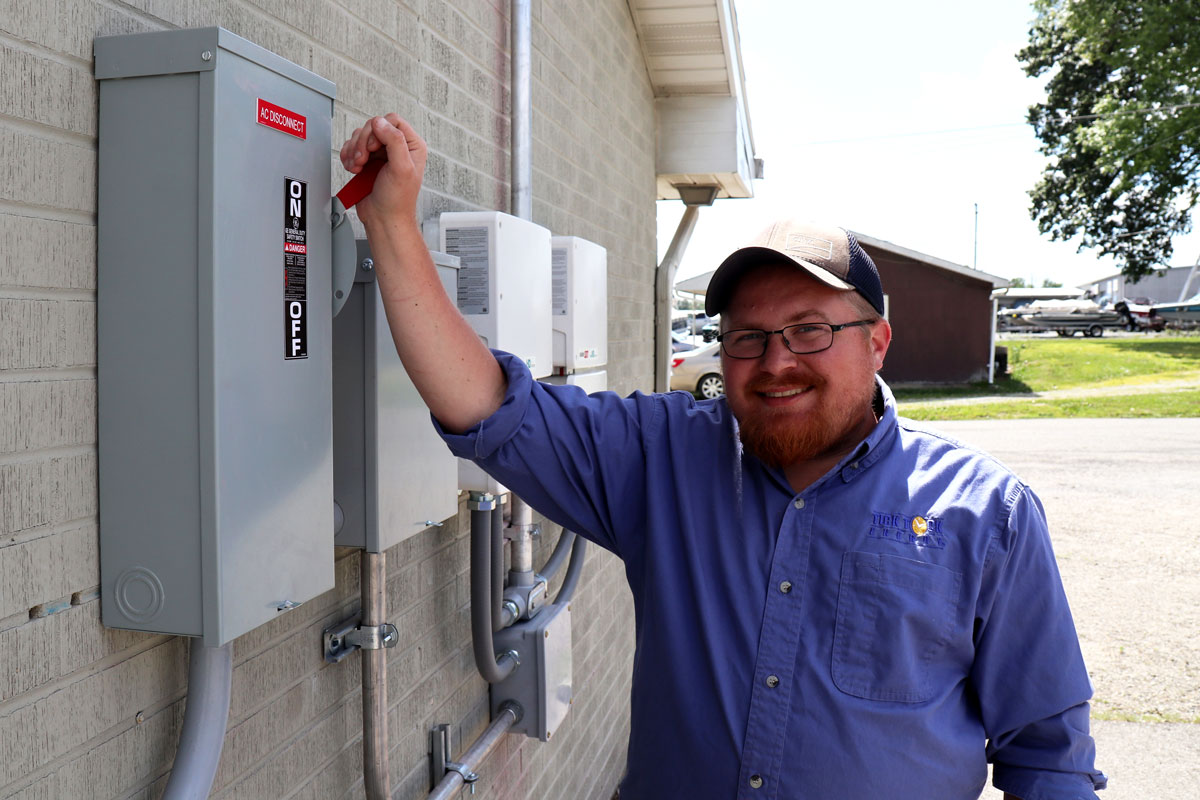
left=96, top=28, right=336, bottom=644
left=491, top=602, right=573, bottom=741
left=332, top=241, right=460, bottom=552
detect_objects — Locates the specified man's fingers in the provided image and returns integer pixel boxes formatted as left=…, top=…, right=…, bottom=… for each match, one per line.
left=391, top=116, right=425, bottom=153
left=371, top=116, right=408, bottom=157
left=340, top=122, right=376, bottom=171
left=341, top=115, right=423, bottom=175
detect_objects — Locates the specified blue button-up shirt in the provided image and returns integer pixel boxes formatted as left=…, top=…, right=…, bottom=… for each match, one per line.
left=439, top=352, right=1106, bottom=799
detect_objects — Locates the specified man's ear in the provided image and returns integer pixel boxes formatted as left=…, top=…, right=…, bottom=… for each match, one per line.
left=869, top=319, right=892, bottom=371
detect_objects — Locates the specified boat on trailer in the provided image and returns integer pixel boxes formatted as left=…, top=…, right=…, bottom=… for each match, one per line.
left=1152, top=293, right=1200, bottom=325
left=1018, top=299, right=1127, bottom=337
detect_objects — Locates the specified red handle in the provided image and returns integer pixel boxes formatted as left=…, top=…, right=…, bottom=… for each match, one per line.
left=335, top=157, right=386, bottom=209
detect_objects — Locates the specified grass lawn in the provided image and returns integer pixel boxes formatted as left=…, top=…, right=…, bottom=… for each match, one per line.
left=901, top=389, right=1200, bottom=421
left=893, top=333, right=1200, bottom=420
left=1002, top=334, right=1200, bottom=390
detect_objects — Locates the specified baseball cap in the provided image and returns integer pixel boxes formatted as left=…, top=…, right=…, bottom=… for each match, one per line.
left=704, top=220, right=885, bottom=317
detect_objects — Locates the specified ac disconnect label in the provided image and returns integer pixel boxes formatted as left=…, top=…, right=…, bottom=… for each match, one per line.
left=446, top=226, right=490, bottom=315
left=284, top=177, right=308, bottom=359
left=552, top=246, right=568, bottom=316
left=257, top=98, right=307, bottom=139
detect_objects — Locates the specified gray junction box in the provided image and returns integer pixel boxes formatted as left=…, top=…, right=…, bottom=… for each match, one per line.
left=332, top=241, right=459, bottom=552
left=96, top=28, right=336, bottom=645
left=492, top=602, right=573, bottom=742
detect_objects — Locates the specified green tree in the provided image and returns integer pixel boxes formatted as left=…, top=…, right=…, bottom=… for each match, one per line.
left=1042, top=279, right=1063, bottom=287
left=1008, top=277, right=1030, bottom=288
left=1019, top=0, right=1200, bottom=281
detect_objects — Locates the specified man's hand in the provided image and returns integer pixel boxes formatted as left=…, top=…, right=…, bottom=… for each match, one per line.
left=337, top=114, right=507, bottom=434
left=338, top=114, right=427, bottom=229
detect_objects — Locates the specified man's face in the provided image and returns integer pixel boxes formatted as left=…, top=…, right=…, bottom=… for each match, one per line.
left=720, top=263, right=891, bottom=469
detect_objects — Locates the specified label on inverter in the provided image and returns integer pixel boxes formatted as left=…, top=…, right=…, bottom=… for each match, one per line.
left=284, top=177, right=308, bottom=360
left=552, top=246, right=568, bottom=315
left=445, top=226, right=490, bottom=315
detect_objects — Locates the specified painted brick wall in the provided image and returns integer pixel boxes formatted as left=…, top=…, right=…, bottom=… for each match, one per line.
left=0, top=0, right=653, bottom=797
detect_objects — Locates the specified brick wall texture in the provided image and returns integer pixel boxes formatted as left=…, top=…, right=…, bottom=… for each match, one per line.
left=0, top=0, right=654, bottom=797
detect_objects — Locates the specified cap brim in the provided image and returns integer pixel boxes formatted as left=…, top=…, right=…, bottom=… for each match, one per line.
left=704, top=246, right=854, bottom=316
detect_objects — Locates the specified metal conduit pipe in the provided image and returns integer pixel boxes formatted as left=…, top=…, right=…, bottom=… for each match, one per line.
left=361, top=550, right=391, bottom=800
left=507, top=495, right=535, bottom=587
left=491, top=498, right=505, bottom=632
left=654, top=204, right=702, bottom=392
left=538, top=529, right=577, bottom=584
left=471, top=507, right=518, bottom=683
left=554, top=536, right=588, bottom=605
left=427, top=702, right=522, bottom=800
left=510, top=0, right=532, bottom=220
left=162, top=640, right=233, bottom=800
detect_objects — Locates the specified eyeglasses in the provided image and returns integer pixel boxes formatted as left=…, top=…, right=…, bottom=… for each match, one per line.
left=717, top=320, right=877, bottom=359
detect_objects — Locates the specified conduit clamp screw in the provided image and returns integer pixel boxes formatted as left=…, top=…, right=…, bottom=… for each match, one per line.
left=445, top=761, right=479, bottom=793
left=361, top=257, right=374, bottom=271
left=200, top=50, right=212, bottom=62
left=346, top=622, right=398, bottom=651
left=323, top=615, right=398, bottom=662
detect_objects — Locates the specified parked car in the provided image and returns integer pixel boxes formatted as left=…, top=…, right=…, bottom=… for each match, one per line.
left=700, top=322, right=720, bottom=342
left=669, top=342, right=724, bottom=399
left=671, top=331, right=698, bottom=353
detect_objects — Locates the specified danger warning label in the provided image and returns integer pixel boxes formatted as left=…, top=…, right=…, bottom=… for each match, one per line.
left=284, top=177, right=308, bottom=360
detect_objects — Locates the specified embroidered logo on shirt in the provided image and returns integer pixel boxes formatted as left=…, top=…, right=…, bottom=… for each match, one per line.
left=869, top=511, right=947, bottom=549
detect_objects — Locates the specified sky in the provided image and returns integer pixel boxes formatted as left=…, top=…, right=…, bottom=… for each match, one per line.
left=658, top=0, right=1200, bottom=292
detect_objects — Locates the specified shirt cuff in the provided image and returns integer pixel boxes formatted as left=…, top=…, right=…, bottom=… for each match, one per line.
left=433, top=350, right=533, bottom=461
left=993, top=763, right=1108, bottom=799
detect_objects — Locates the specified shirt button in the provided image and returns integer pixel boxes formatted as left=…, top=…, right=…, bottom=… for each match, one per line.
left=793, top=497, right=805, bottom=509
left=850, top=461, right=859, bottom=469
left=779, top=580, right=793, bottom=594
left=749, top=775, right=764, bottom=789
left=766, top=674, right=780, bottom=688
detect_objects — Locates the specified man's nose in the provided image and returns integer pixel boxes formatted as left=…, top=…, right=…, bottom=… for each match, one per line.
left=758, top=332, right=800, bottom=373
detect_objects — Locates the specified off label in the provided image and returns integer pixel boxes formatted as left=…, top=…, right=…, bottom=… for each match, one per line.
left=284, top=177, right=308, bottom=360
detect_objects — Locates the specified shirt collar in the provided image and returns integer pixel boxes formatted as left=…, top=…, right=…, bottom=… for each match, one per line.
left=836, top=375, right=898, bottom=484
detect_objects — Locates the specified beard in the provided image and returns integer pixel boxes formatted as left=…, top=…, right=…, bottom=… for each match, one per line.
left=734, top=366, right=878, bottom=469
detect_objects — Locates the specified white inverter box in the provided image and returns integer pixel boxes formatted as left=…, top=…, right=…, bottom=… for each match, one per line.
left=440, top=211, right=553, bottom=378
left=440, top=211, right=551, bottom=492
left=550, top=236, right=608, bottom=371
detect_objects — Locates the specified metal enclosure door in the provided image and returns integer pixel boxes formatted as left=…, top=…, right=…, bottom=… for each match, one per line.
left=208, top=43, right=334, bottom=642
left=96, top=28, right=335, bottom=645
left=332, top=243, right=458, bottom=552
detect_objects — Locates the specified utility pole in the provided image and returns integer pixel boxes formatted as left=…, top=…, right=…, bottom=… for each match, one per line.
left=973, top=203, right=979, bottom=270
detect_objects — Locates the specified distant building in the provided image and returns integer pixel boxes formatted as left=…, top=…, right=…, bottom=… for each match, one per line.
left=676, top=237, right=1009, bottom=384
left=1080, top=265, right=1199, bottom=304
left=854, top=234, right=1009, bottom=384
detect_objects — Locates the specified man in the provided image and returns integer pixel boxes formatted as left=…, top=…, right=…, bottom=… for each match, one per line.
left=342, top=115, right=1106, bottom=799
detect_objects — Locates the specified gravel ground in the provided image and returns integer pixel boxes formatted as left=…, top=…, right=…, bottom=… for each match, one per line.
left=930, top=418, right=1200, bottom=800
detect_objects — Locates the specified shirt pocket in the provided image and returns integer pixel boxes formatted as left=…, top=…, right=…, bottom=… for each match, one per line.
left=832, top=551, right=962, bottom=703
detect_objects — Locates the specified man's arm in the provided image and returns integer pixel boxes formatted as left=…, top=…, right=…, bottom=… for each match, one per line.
left=340, top=114, right=506, bottom=433
left=973, top=486, right=1106, bottom=799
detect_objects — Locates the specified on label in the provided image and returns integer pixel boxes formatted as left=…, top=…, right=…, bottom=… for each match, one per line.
left=283, top=177, right=308, bottom=360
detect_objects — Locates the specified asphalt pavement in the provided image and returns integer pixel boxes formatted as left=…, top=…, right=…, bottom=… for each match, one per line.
left=928, top=418, right=1200, bottom=800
